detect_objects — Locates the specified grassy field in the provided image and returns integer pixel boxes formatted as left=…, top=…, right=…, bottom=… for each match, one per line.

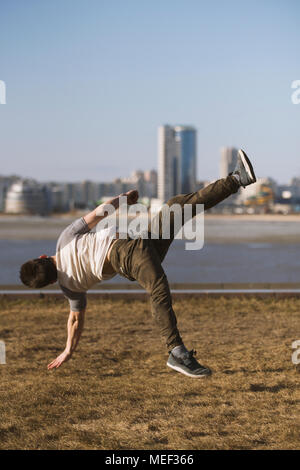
left=0, top=295, right=299, bottom=450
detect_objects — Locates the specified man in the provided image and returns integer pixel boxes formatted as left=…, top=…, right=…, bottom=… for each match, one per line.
left=20, top=149, right=256, bottom=378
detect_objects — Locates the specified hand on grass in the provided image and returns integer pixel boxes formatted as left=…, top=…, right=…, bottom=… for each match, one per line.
left=47, top=350, right=72, bottom=370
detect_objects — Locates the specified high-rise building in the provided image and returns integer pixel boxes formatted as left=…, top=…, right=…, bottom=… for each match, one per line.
left=158, top=125, right=197, bottom=201
left=158, top=125, right=178, bottom=202
left=220, top=147, right=238, bottom=178
left=175, top=126, right=197, bottom=194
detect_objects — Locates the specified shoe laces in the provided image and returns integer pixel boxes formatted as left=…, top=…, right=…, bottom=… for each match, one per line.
left=184, top=349, right=198, bottom=365
left=189, top=349, right=196, bottom=357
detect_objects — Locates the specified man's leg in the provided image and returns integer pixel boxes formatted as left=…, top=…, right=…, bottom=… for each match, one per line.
left=110, top=237, right=212, bottom=378
left=150, top=175, right=240, bottom=262
left=150, top=147, right=257, bottom=262
left=109, top=237, right=182, bottom=350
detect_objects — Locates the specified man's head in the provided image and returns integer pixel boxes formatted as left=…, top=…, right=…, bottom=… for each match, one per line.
left=20, top=256, right=57, bottom=288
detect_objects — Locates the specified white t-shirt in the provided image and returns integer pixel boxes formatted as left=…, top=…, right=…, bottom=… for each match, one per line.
left=56, top=217, right=117, bottom=311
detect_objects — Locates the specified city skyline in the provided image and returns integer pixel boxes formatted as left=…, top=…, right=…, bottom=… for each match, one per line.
left=0, top=1, right=299, bottom=184
left=1, top=142, right=299, bottom=186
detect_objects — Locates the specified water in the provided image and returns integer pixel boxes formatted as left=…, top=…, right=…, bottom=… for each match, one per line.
left=0, top=239, right=57, bottom=285
left=2, top=238, right=300, bottom=285
left=165, top=241, right=300, bottom=283
left=1, top=215, right=300, bottom=285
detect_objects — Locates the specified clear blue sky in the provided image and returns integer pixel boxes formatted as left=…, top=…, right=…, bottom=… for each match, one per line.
left=0, top=0, right=299, bottom=183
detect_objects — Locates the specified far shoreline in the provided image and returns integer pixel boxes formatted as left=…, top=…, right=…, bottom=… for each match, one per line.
left=1, top=212, right=300, bottom=222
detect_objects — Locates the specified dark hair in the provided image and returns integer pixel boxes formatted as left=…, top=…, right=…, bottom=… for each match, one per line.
left=20, top=258, right=57, bottom=288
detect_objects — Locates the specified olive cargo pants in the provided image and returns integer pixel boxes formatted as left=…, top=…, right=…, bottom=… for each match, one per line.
left=109, top=176, right=239, bottom=350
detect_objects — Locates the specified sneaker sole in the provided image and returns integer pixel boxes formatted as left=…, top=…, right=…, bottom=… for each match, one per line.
left=167, top=361, right=212, bottom=378
left=238, top=149, right=256, bottom=183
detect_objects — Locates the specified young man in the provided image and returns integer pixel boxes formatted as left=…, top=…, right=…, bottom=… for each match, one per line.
left=20, top=149, right=256, bottom=378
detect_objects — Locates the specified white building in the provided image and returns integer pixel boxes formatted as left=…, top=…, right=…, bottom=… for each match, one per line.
left=5, top=181, right=50, bottom=215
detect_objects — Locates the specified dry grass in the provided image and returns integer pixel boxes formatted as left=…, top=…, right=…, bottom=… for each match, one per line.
left=0, top=295, right=299, bottom=450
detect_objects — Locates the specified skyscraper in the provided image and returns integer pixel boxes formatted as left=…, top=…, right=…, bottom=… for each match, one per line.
left=158, top=125, right=197, bottom=201
left=175, top=126, right=197, bottom=194
left=220, top=147, right=238, bottom=178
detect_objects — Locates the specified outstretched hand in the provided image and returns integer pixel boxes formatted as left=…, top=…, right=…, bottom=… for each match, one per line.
left=47, top=350, right=72, bottom=370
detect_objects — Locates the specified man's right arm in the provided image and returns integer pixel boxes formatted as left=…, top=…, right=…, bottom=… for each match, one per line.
left=47, top=309, right=85, bottom=370
left=65, top=309, right=85, bottom=356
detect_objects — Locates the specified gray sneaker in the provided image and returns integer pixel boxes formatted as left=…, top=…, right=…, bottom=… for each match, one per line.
left=167, top=350, right=212, bottom=378
left=233, top=149, right=256, bottom=188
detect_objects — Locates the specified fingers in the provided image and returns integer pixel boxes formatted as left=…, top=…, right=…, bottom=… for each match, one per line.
left=47, top=361, right=58, bottom=370
left=47, top=360, right=55, bottom=369
left=47, top=351, right=71, bottom=370
left=47, top=357, right=63, bottom=370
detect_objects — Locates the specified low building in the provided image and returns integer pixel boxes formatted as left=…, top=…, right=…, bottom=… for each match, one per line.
left=5, top=181, right=50, bottom=215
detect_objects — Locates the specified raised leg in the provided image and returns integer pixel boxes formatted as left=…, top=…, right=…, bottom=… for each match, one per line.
left=150, top=175, right=239, bottom=261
